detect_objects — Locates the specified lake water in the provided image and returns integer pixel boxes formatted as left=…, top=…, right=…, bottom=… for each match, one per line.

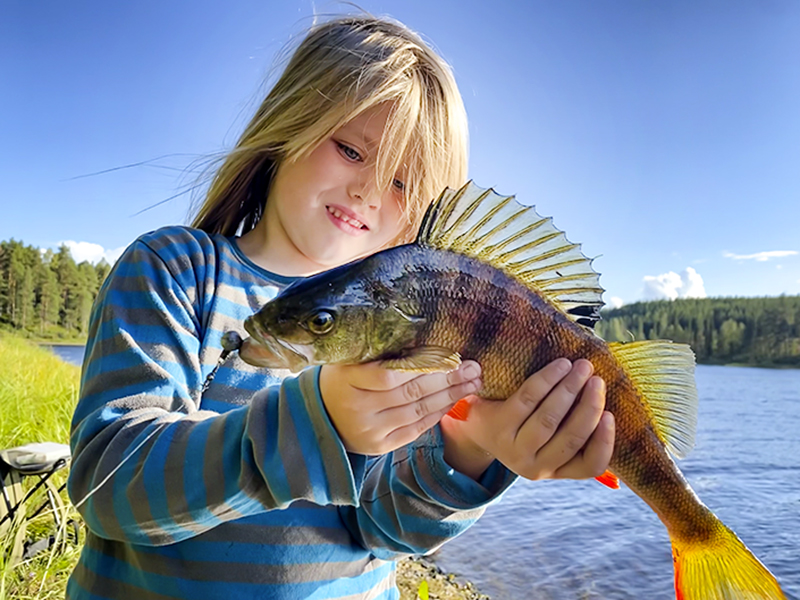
left=45, top=344, right=86, bottom=366
left=436, top=364, right=800, bottom=599
left=47, top=347, right=799, bottom=598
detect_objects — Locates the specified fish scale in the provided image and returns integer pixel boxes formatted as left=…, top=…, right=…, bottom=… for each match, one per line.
left=402, top=249, right=703, bottom=539
left=235, top=182, right=787, bottom=600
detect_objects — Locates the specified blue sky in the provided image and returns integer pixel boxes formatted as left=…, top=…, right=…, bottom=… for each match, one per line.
left=2, top=0, right=799, bottom=306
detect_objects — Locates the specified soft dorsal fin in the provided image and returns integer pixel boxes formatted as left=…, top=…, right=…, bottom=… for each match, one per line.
left=609, top=340, right=698, bottom=458
left=416, top=181, right=604, bottom=329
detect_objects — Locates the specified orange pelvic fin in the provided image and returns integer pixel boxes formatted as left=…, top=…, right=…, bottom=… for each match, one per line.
left=447, top=398, right=472, bottom=421
left=594, top=470, right=620, bottom=489
left=671, top=524, right=786, bottom=600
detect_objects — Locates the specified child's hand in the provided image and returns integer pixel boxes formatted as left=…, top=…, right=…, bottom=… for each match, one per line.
left=440, top=358, right=615, bottom=481
left=319, top=361, right=482, bottom=455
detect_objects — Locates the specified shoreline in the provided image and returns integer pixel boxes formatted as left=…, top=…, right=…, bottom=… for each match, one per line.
left=396, top=556, right=490, bottom=600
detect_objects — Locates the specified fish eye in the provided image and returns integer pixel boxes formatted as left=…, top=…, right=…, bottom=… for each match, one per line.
left=307, top=310, right=335, bottom=335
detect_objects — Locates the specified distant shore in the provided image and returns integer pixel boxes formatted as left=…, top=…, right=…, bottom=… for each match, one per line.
left=36, top=339, right=87, bottom=346
left=0, top=325, right=87, bottom=346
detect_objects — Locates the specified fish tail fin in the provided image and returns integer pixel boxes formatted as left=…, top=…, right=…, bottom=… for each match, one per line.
left=671, top=522, right=786, bottom=600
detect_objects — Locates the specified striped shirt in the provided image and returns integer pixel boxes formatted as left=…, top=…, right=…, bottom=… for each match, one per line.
left=67, top=226, right=516, bottom=600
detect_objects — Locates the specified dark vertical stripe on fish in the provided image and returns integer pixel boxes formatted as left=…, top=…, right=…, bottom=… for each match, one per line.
left=461, top=281, right=507, bottom=363
left=522, top=292, right=564, bottom=378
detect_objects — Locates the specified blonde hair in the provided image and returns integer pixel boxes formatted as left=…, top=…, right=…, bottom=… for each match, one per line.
left=191, top=14, right=468, bottom=245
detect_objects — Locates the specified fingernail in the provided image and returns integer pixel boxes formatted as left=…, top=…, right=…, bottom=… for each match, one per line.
left=466, top=379, right=481, bottom=393
left=574, top=360, right=593, bottom=377
left=590, top=376, right=605, bottom=394
left=461, top=362, right=481, bottom=380
left=553, top=358, right=572, bottom=375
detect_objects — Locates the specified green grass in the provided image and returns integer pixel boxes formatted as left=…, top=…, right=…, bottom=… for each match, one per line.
left=0, top=334, right=80, bottom=447
left=0, top=333, right=82, bottom=599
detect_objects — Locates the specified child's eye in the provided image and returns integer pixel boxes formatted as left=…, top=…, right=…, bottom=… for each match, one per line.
left=392, top=178, right=405, bottom=192
left=336, top=142, right=362, bottom=162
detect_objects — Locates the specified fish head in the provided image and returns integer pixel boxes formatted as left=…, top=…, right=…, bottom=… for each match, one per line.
left=240, top=254, right=425, bottom=372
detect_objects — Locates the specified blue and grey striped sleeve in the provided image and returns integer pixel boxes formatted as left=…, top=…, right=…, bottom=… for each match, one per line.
left=68, top=235, right=366, bottom=546
left=342, top=427, right=517, bottom=560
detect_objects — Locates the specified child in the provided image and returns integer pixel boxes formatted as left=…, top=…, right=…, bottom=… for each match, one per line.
left=67, top=15, right=613, bottom=600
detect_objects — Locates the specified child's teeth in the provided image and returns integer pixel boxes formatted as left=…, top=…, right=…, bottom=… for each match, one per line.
left=328, top=207, right=364, bottom=229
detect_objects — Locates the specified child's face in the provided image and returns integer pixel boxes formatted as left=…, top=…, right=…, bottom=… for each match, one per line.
left=263, top=104, right=407, bottom=275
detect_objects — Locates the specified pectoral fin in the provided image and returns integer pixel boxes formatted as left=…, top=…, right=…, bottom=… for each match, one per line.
left=382, top=346, right=462, bottom=373
left=595, top=470, right=620, bottom=489
left=447, top=398, right=472, bottom=421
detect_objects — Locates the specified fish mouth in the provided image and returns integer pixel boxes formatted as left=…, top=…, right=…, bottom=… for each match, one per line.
left=241, top=317, right=311, bottom=373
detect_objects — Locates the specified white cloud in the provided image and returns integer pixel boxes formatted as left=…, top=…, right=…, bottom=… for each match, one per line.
left=723, top=250, right=797, bottom=262
left=608, top=296, right=624, bottom=309
left=642, top=267, right=706, bottom=301
left=58, top=240, right=126, bottom=265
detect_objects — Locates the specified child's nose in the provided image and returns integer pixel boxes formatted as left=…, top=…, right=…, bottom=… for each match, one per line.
left=348, top=170, right=382, bottom=209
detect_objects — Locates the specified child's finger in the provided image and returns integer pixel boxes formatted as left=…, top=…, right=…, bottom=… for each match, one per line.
left=342, top=360, right=480, bottom=393
left=533, top=376, right=606, bottom=469
left=338, top=361, right=419, bottom=391
left=376, top=361, right=482, bottom=409
left=495, top=358, right=573, bottom=431
left=382, top=402, right=463, bottom=451
left=512, top=359, right=594, bottom=447
left=380, top=377, right=481, bottom=427
left=553, top=411, right=615, bottom=480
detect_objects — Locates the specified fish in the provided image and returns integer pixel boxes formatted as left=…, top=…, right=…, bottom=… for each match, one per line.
left=235, top=182, right=786, bottom=600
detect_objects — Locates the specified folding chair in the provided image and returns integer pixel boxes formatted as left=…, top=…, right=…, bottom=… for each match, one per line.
left=0, top=442, right=74, bottom=565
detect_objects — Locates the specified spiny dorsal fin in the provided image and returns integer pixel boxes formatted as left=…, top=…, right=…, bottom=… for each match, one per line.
left=609, top=340, right=698, bottom=458
left=416, top=181, right=604, bottom=329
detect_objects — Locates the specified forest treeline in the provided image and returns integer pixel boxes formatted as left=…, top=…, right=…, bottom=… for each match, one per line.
left=0, top=239, right=111, bottom=339
left=3, top=237, right=800, bottom=366
left=597, top=296, right=800, bottom=367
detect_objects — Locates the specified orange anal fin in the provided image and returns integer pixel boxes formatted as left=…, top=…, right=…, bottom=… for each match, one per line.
left=447, top=398, right=472, bottom=421
left=595, top=470, right=620, bottom=489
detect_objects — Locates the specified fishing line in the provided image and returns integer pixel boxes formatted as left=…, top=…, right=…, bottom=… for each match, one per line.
left=72, top=426, right=162, bottom=511
left=200, top=332, right=244, bottom=394
left=129, top=185, right=203, bottom=217
left=73, top=333, right=245, bottom=510
left=62, top=153, right=205, bottom=181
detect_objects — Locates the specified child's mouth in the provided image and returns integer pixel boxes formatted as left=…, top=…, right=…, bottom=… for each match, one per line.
left=326, top=206, right=368, bottom=231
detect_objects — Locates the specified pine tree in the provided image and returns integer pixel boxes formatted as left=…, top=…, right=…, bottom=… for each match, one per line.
left=52, top=245, right=80, bottom=331
left=36, top=254, right=61, bottom=335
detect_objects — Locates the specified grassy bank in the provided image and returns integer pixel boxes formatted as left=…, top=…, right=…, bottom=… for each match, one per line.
left=0, top=334, right=82, bottom=599
left=0, top=333, right=487, bottom=600
left=0, top=335, right=80, bottom=452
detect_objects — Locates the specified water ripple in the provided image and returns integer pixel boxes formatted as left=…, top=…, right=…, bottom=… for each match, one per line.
left=436, top=365, right=800, bottom=599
